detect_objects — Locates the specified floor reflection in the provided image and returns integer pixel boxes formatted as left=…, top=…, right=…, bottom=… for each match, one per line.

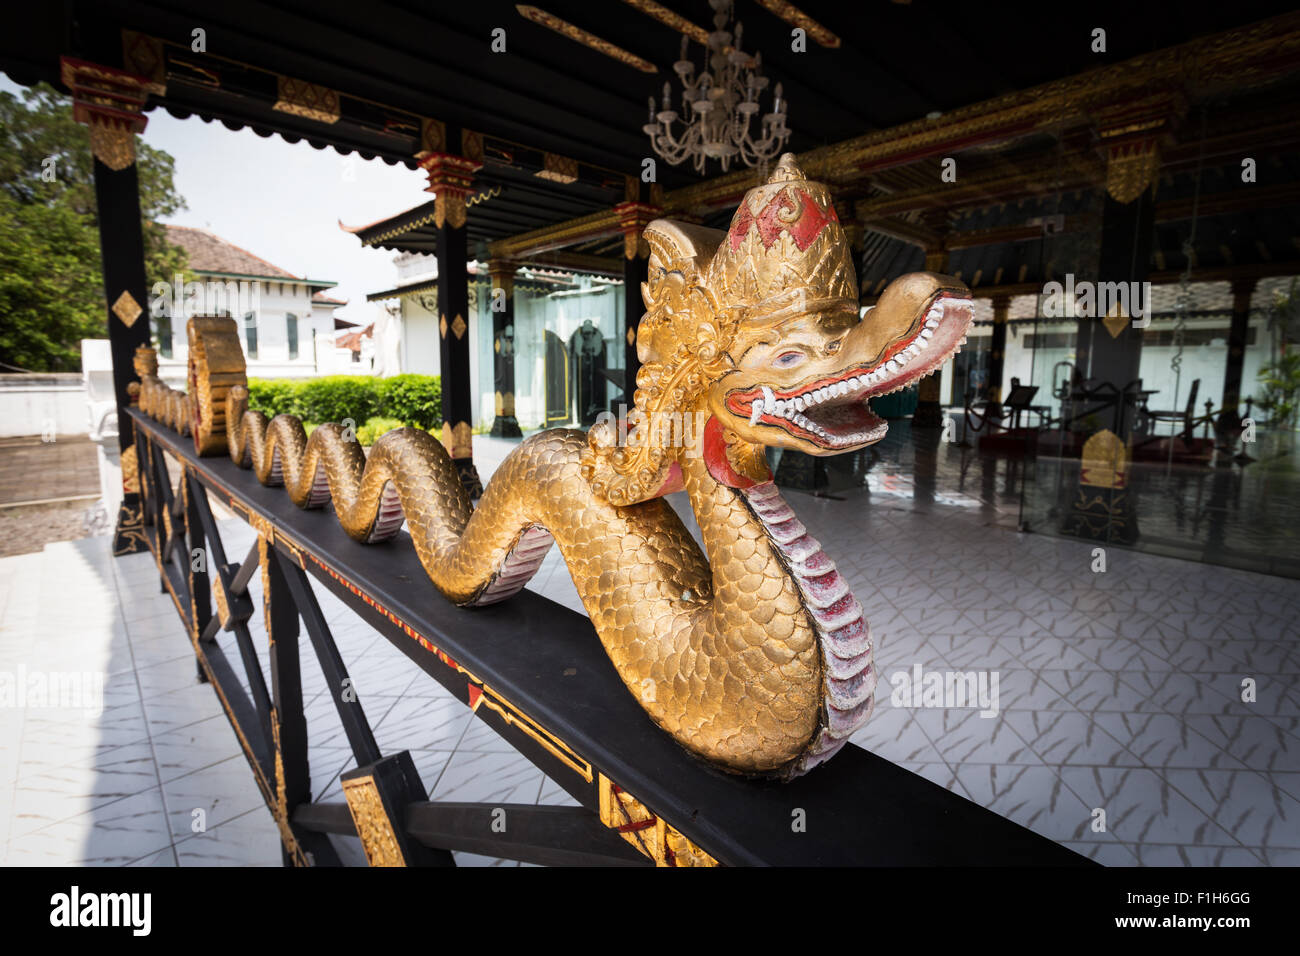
left=782, top=420, right=1299, bottom=579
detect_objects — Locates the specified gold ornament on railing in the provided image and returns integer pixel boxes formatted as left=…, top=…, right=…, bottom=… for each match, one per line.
left=144, top=156, right=975, bottom=779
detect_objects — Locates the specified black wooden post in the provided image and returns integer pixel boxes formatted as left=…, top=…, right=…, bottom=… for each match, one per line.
left=1075, top=188, right=1156, bottom=439
left=488, top=259, right=522, bottom=438
left=61, top=58, right=155, bottom=555
left=622, top=252, right=647, bottom=412
left=614, top=183, right=659, bottom=414
left=988, top=295, right=1010, bottom=417
left=96, top=153, right=153, bottom=555
left=262, top=539, right=334, bottom=866
left=419, top=122, right=484, bottom=497
left=1061, top=178, right=1154, bottom=546
left=183, top=468, right=211, bottom=682
left=92, top=156, right=152, bottom=453
left=1218, top=277, right=1256, bottom=430
left=913, top=244, right=951, bottom=427
left=341, top=753, right=455, bottom=866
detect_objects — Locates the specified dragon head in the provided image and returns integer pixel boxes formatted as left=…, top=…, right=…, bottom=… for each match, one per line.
left=583, top=154, right=974, bottom=503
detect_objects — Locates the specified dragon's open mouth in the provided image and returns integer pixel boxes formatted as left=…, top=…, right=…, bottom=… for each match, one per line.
left=724, top=291, right=975, bottom=449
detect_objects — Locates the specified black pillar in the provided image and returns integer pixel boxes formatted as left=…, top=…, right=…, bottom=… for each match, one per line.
left=1060, top=186, right=1153, bottom=548
left=94, top=157, right=151, bottom=453
left=1218, top=278, right=1256, bottom=429
left=488, top=262, right=522, bottom=438
left=623, top=252, right=647, bottom=412
left=913, top=244, right=950, bottom=427
left=425, top=125, right=483, bottom=497
left=1075, top=188, right=1155, bottom=438
left=988, top=296, right=1009, bottom=414
left=93, top=156, right=151, bottom=555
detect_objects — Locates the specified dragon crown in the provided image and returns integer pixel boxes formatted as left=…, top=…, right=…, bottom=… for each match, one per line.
left=583, top=154, right=858, bottom=504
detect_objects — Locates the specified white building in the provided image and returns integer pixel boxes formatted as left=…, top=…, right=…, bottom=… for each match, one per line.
left=366, top=251, right=444, bottom=377
left=151, top=225, right=345, bottom=380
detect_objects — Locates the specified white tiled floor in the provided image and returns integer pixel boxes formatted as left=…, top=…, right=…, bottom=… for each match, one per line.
left=1, top=434, right=1296, bottom=866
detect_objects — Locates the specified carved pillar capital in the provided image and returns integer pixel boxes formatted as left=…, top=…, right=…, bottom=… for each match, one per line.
left=1090, top=89, right=1187, bottom=204
left=417, top=153, right=483, bottom=229
left=613, top=201, right=662, bottom=259
left=59, top=57, right=151, bottom=170
left=416, top=120, right=485, bottom=230
left=488, top=258, right=520, bottom=296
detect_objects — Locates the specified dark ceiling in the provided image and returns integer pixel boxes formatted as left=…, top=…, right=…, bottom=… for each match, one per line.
left=2, top=0, right=1298, bottom=263
left=4, top=0, right=1298, bottom=190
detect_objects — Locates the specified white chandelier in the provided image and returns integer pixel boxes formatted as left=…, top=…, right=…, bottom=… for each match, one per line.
left=643, top=0, right=791, bottom=174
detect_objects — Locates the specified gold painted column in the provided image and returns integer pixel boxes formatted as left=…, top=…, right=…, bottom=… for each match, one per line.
left=487, top=259, right=522, bottom=438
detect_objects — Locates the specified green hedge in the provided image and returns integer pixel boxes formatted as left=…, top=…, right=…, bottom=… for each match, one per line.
left=245, top=374, right=441, bottom=429
left=355, top=416, right=406, bottom=446
left=377, top=374, right=443, bottom=429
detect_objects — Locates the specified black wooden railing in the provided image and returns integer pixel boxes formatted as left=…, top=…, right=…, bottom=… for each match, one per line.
left=128, top=407, right=1092, bottom=867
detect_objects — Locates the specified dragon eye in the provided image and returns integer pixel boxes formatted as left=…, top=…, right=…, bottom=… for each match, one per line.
left=773, top=351, right=805, bottom=369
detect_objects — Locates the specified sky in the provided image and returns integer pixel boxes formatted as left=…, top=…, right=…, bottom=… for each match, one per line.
left=3, top=73, right=426, bottom=325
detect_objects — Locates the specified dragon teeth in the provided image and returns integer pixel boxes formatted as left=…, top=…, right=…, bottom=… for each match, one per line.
left=762, top=385, right=775, bottom=412
left=749, top=401, right=762, bottom=426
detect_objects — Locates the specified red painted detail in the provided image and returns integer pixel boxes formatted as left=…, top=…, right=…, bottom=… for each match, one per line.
left=615, top=819, right=656, bottom=833
left=728, top=202, right=755, bottom=251
left=653, top=461, right=685, bottom=497
left=703, top=415, right=770, bottom=489
left=728, top=187, right=837, bottom=252
left=467, top=683, right=483, bottom=710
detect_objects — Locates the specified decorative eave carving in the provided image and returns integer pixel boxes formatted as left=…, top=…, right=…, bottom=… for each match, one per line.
left=536, top=152, right=579, bottom=184
left=59, top=57, right=151, bottom=171
left=273, top=76, right=341, bottom=124
left=489, top=206, right=623, bottom=258
left=120, top=31, right=167, bottom=96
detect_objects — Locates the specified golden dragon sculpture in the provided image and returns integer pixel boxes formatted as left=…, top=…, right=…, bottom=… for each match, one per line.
left=144, top=156, right=973, bottom=779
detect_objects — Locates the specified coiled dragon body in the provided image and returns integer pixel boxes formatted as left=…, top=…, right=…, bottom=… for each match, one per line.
left=161, top=156, right=973, bottom=778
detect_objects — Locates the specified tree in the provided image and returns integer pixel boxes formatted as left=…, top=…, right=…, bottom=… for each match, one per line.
left=0, top=82, right=189, bottom=372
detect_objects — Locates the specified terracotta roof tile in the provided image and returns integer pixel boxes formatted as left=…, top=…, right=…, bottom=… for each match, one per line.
left=164, top=224, right=299, bottom=279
